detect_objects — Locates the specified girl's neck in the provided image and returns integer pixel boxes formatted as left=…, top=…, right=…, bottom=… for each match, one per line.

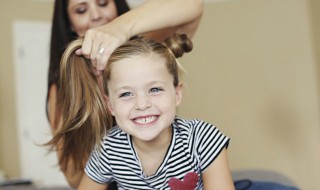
left=133, top=126, right=172, bottom=151
left=132, top=126, right=173, bottom=176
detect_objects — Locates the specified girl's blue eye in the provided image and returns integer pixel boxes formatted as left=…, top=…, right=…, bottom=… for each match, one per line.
left=119, top=92, right=132, bottom=98
left=150, top=88, right=163, bottom=93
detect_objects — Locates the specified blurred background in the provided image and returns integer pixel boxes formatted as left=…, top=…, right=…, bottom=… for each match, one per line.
left=0, top=0, right=319, bottom=189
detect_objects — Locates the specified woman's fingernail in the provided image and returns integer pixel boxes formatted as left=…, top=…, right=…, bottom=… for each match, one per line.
left=95, top=70, right=102, bottom=76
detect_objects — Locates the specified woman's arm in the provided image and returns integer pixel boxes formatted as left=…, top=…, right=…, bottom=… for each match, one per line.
left=59, top=157, right=84, bottom=189
left=48, top=84, right=58, bottom=131
left=80, top=0, right=203, bottom=71
left=202, top=148, right=235, bottom=190
left=120, top=0, right=203, bottom=39
left=78, top=173, right=108, bottom=190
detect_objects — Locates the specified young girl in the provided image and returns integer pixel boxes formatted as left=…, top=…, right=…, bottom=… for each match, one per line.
left=51, top=33, right=234, bottom=190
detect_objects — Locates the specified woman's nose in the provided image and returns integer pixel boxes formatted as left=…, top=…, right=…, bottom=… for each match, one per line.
left=90, top=6, right=102, bottom=21
left=135, top=94, right=151, bottom=110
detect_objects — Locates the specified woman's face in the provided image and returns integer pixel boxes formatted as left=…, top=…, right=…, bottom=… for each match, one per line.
left=67, top=0, right=118, bottom=37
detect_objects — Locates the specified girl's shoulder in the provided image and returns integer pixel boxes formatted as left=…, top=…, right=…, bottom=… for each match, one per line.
left=174, top=116, right=216, bottom=133
left=103, top=126, right=128, bottom=142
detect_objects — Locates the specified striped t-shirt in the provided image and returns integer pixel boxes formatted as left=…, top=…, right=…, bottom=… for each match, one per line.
left=85, top=117, right=230, bottom=190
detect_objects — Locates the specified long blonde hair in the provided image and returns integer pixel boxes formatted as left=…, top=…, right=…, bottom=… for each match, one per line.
left=48, top=33, right=193, bottom=170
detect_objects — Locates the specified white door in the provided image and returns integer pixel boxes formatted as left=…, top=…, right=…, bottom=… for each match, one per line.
left=13, top=20, right=68, bottom=187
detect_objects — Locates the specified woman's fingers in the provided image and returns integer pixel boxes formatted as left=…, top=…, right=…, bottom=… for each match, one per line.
left=81, top=29, right=94, bottom=58
left=75, top=48, right=82, bottom=55
left=81, top=25, right=127, bottom=71
left=97, top=45, right=113, bottom=70
left=93, top=69, right=102, bottom=76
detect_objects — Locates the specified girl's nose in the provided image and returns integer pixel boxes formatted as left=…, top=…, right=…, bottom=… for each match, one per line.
left=135, top=94, right=151, bottom=110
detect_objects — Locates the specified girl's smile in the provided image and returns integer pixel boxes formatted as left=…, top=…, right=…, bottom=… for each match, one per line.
left=107, top=53, right=183, bottom=143
left=132, top=115, right=159, bottom=125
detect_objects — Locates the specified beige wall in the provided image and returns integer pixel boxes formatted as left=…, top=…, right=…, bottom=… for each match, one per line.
left=310, top=0, right=320, bottom=96
left=179, top=0, right=320, bottom=189
left=0, top=0, right=54, bottom=178
left=0, top=0, right=319, bottom=189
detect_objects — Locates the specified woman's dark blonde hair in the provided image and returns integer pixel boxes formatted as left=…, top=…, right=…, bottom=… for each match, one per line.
left=48, top=33, right=193, bottom=171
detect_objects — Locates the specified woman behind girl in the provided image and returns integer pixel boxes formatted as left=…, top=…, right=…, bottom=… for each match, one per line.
left=47, top=1, right=203, bottom=187
left=50, top=33, right=234, bottom=189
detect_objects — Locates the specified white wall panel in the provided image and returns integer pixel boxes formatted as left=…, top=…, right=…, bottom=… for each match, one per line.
left=13, top=20, right=68, bottom=187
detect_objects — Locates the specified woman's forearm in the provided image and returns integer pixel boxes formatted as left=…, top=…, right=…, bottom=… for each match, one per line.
left=55, top=140, right=84, bottom=189
left=48, top=85, right=58, bottom=131
left=62, top=163, right=84, bottom=189
left=114, top=0, right=203, bottom=39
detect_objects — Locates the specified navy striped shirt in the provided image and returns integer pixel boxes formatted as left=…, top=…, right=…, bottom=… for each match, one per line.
left=85, top=117, right=230, bottom=190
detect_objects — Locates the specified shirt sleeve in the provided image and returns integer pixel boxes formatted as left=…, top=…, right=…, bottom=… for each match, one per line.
left=194, top=120, right=230, bottom=172
left=84, top=144, right=114, bottom=184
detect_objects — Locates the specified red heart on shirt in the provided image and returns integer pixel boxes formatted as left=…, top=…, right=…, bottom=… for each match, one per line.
left=168, top=172, right=198, bottom=190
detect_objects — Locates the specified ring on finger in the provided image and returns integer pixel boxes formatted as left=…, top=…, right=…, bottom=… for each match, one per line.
left=98, top=46, right=105, bottom=55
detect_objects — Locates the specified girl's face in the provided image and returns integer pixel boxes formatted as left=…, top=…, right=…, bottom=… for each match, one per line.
left=67, top=0, right=118, bottom=37
left=106, top=53, right=183, bottom=144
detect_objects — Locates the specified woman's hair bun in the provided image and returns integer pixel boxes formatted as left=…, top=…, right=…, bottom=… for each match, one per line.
left=163, top=33, right=193, bottom=58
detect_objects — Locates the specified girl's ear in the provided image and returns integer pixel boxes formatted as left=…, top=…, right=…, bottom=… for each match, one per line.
left=175, top=83, right=183, bottom=106
left=103, top=95, right=115, bottom=116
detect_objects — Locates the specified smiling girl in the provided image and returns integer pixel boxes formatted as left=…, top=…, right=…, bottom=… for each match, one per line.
left=50, top=33, right=234, bottom=190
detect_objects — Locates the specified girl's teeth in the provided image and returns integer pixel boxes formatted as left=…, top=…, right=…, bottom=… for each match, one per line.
left=135, top=116, right=157, bottom=124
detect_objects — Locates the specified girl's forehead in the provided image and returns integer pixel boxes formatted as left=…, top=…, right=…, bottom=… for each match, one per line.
left=111, top=53, right=166, bottom=68
left=108, top=54, right=170, bottom=80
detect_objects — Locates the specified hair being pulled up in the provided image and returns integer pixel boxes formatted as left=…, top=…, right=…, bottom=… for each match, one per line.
left=47, top=33, right=193, bottom=171
left=104, top=33, right=193, bottom=92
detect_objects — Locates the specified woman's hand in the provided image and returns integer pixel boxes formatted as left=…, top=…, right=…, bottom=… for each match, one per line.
left=77, top=21, right=129, bottom=75
left=76, top=0, right=203, bottom=76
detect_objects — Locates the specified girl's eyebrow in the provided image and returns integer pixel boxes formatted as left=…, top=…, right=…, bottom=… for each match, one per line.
left=146, top=81, right=167, bottom=86
left=113, top=86, right=131, bottom=94
left=113, top=81, right=167, bottom=92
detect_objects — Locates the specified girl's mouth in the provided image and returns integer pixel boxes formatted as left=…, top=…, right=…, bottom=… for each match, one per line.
left=133, top=115, right=159, bottom=124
